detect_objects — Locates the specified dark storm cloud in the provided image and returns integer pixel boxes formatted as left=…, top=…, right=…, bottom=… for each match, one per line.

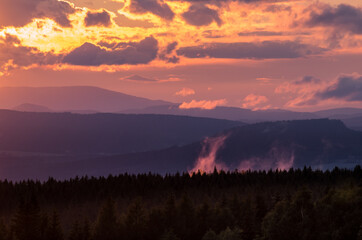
left=293, top=76, right=321, bottom=85
left=159, top=42, right=180, bottom=63
left=306, top=4, right=362, bottom=34
left=166, top=42, right=178, bottom=54
left=123, top=74, right=157, bottom=82
left=316, top=75, right=362, bottom=101
left=128, top=0, right=175, bottom=20
left=0, top=0, right=76, bottom=28
left=63, top=36, right=158, bottom=66
left=264, top=4, right=291, bottom=13
left=238, top=31, right=285, bottom=36
left=176, top=41, right=325, bottom=60
left=84, top=10, right=112, bottom=27
left=182, top=4, right=222, bottom=27
left=170, top=0, right=281, bottom=3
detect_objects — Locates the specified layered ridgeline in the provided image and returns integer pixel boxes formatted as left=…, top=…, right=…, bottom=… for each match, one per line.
left=0, top=86, right=171, bottom=112
left=2, top=86, right=362, bottom=130
left=1, top=118, right=362, bottom=180
left=0, top=110, right=243, bottom=154
left=87, top=119, right=362, bottom=175
left=121, top=105, right=318, bottom=123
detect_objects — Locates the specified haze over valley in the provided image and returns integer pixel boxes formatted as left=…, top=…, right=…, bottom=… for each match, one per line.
left=0, top=86, right=361, bottom=181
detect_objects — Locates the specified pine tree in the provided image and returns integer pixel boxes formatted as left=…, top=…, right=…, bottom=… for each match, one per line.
left=219, top=227, right=243, bottom=240
left=40, top=213, right=49, bottom=240
left=11, top=196, right=42, bottom=240
left=163, top=194, right=176, bottom=231
left=0, top=221, right=8, bottom=240
left=357, top=224, right=362, bottom=240
left=82, top=219, right=91, bottom=240
left=68, top=221, right=82, bottom=240
left=45, top=211, right=64, bottom=240
left=202, top=230, right=219, bottom=240
left=196, top=202, right=212, bottom=239
left=93, top=199, right=119, bottom=240
left=160, top=230, right=180, bottom=240
left=254, top=194, right=267, bottom=233
left=124, top=198, right=147, bottom=240
left=176, top=194, right=195, bottom=240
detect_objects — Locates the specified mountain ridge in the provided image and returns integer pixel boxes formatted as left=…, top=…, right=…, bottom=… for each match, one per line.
left=1, top=119, right=361, bottom=181
left=0, top=86, right=171, bottom=112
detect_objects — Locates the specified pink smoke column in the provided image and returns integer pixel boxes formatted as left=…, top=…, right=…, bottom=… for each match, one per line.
left=190, top=135, right=228, bottom=173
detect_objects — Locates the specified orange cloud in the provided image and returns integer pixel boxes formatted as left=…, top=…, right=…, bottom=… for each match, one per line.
left=179, top=99, right=227, bottom=109
left=175, top=87, right=195, bottom=97
left=242, top=94, right=268, bottom=109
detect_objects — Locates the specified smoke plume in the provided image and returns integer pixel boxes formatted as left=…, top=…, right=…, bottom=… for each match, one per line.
left=238, top=147, right=295, bottom=171
left=190, top=135, right=228, bottom=173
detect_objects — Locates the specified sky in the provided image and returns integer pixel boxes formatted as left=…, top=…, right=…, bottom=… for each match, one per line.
left=1, top=0, right=362, bottom=111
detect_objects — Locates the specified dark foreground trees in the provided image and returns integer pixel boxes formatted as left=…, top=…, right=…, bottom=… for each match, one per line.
left=0, top=166, right=360, bottom=240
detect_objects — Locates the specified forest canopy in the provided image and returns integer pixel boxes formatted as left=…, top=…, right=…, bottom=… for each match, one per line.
left=0, top=166, right=361, bottom=240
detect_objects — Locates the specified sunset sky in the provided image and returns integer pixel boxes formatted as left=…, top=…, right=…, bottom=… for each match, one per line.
left=1, top=0, right=362, bottom=111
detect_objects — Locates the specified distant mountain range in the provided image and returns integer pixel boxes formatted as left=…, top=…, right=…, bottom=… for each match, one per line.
left=0, top=86, right=362, bottom=180
left=1, top=119, right=361, bottom=181
left=12, top=103, right=53, bottom=112
left=90, top=119, right=362, bottom=174
left=2, top=86, right=362, bottom=130
left=121, top=105, right=318, bottom=123
left=0, top=110, right=243, bottom=154
left=0, top=86, right=170, bottom=112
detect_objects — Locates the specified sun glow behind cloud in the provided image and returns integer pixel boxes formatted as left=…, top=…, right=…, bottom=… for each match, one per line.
left=1, top=0, right=362, bottom=110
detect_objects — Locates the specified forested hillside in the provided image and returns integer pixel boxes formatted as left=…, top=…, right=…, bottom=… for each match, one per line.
left=0, top=110, right=242, bottom=154
left=0, top=167, right=361, bottom=240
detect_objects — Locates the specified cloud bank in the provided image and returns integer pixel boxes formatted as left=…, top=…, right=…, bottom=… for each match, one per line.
left=177, top=41, right=325, bottom=59
left=0, top=34, right=60, bottom=75
left=63, top=36, right=158, bottom=66
left=182, top=4, right=222, bottom=27
left=84, top=10, right=112, bottom=27
left=0, top=0, right=76, bottom=28
left=128, top=0, right=175, bottom=20
left=306, top=4, right=362, bottom=34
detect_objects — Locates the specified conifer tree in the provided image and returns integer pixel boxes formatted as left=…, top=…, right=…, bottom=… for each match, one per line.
left=46, top=211, right=64, bottom=240
left=160, top=230, right=180, bottom=240
left=358, top=224, right=362, bottom=240
left=93, top=199, right=119, bottom=240
left=202, top=230, right=219, bottom=240
left=68, top=221, right=82, bottom=240
left=40, top=213, right=49, bottom=240
left=124, top=198, right=147, bottom=240
left=163, top=194, right=176, bottom=231
left=0, top=221, right=8, bottom=240
left=219, top=227, right=243, bottom=240
left=11, top=196, right=42, bottom=240
left=176, top=194, right=195, bottom=240
left=82, top=219, right=91, bottom=240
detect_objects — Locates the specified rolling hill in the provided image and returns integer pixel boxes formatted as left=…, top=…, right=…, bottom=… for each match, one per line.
left=1, top=119, right=362, bottom=181
left=121, top=105, right=318, bottom=123
left=12, top=103, right=53, bottom=112
left=0, top=86, right=171, bottom=112
left=0, top=110, right=243, bottom=154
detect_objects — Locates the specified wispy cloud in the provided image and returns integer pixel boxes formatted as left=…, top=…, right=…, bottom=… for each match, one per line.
left=242, top=94, right=269, bottom=109
left=121, top=74, right=182, bottom=83
left=175, top=88, right=195, bottom=97
left=179, top=99, right=227, bottom=109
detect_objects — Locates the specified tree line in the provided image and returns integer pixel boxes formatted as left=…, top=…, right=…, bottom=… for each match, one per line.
left=0, top=166, right=361, bottom=240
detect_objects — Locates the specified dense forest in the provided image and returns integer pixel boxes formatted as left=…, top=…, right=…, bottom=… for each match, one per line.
left=0, top=166, right=361, bottom=240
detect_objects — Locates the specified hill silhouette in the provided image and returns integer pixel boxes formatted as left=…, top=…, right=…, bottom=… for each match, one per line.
left=1, top=119, right=361, bottom=180
left=0, top=110, right=243, bottom=154
left=0, top=86, right=170, bottom=112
